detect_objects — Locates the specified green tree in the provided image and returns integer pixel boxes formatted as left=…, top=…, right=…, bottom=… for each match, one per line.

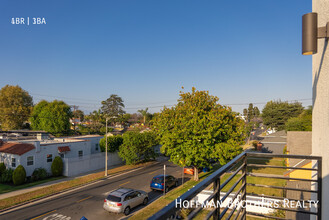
left=100, top=135, right=123, bottom=152
left=30, top=100, right=73, bottom=135
left=73, top=109, right=84, bottom=122
left=243, top=103, right=260, bottom=123
left=152, top=88, right=245, bottom=180
left=138, top=108, right=149, bottom=124
left=101, top=94, right=125, bottom=124
left=254, top=106, right=260, bottom=117
left=12, top=165, right=26, bottom=185
left=285, top=106, right=312, bottom=131
left=118, top=131, right=158, bottom=165
left=51, top=156, right=63, bottom=177
left=85, top=110, right=104, bottom=133
left=262, top=100, right=304, bottom=130
left=0, top=85, right=33, bottom=130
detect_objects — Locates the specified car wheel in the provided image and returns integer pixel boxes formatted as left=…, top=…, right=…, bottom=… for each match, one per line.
left=143, top=197, right=148, bottom=205
left=124, top=206, right=131, bottom=216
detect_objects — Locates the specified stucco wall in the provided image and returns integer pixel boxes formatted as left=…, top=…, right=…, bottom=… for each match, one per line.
left=0, top=139, right=94, bottom=176
left=63, top=152, right=122, bottom=176
left=312, top=0, right=329, bottom=218
left=287, top=131, right=312, bottom=167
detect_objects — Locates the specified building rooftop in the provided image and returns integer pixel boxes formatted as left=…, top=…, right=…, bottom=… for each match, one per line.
left=0, top=142, right=35, bottom=156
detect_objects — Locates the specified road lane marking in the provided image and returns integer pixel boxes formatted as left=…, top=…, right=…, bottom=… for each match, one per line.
left=30, top=210, right=56, bottom=220
left=149, top=171, right=156, bottom=174
left=76, top=196, right=93, bottom=203
left=119, top=181, right=130, bottom=186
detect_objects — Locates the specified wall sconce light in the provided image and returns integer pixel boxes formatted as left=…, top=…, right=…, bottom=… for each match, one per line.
left=302, top=12, right=329, bottom=55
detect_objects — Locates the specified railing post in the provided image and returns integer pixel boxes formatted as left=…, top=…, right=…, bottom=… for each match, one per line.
left=242, top=153, right=247, bottom=220
left=213, top=177, right=220, bottom=220
left=318, top=158, right=322, bottom=220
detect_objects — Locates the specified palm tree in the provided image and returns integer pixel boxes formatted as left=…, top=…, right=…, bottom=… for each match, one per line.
left=138, top=108, right=149, bottom=124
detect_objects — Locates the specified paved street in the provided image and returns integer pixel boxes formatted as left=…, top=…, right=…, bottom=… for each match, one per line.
left=0, top=160, right=185, bottom=220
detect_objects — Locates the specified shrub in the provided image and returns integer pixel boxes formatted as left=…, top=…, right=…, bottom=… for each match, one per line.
left=251, top=140, right=259, bottom=150
left=0, top=163, right=6, bottom=175
left=32, top=168, right=48, bottom=181
left=1, top=168, right=14, bottom=183
left=12, top=165, right=26, bottom=185
left=99, top=135, right=123, bottom=152
left=51, top=156, right=63, bottom=177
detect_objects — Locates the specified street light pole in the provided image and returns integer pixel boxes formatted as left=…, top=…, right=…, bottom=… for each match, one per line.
left=105, top=117, right=108, bottom=176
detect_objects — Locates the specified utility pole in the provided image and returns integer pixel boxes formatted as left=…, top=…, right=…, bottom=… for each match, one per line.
left=163, top=164, right=166, bottom=196
left=182, top=166, right=184, bottom=185
left=105, top=117, right=108, bottom=176
left=71, top=105, right=78, bottom=131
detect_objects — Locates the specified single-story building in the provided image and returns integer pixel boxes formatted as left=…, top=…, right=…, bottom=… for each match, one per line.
left=0, top=134, right=121, bottom=177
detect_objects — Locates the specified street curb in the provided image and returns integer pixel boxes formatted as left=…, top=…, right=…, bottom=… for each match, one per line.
left=0, top=161, right=159, bottom=214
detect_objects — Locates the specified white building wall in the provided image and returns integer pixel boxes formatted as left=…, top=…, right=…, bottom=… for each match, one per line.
left=0, top=153, right=19, bottom=170
left=0, top=136, right=107, bottom=177
left=71, top=136, right=102, bottom=154
left=63, top=152, right=122, bottom=176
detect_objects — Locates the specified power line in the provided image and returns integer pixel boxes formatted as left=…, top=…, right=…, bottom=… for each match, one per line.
left=27, top=96, right=314, bottom=111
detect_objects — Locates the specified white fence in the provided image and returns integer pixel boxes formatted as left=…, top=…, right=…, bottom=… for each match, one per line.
left=63, top=152, right=123, bottom=176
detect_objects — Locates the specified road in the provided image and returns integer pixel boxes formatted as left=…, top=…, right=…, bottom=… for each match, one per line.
left=0, top=160, right=186, bottom=220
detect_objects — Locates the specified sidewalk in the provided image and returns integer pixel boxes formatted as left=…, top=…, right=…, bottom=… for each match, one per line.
left=0, top=163, right=125, bottom=200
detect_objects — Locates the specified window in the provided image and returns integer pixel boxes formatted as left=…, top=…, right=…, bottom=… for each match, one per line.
left=60, top=153, right=64, bottom=159
left=11, top=158, right=16, bottom=167
left=124, top=192, right=136, bottom=201
left=47, top=154, right=52, bottom=163
left=78, top=150, right=83, bottom=158
left=95, top=143, right=99, bottom=151
left=27, top=156, right=33, bottom=166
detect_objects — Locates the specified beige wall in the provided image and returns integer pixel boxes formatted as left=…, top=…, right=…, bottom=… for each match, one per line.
left=312, top=0, right=329, bottom=218
left=287, top=131, right=312, bottom=167
left=287, top=131, right=312, bottom=155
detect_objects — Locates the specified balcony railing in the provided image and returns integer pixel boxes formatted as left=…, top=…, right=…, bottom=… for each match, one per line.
left=148, top=152, right=322, bottom=220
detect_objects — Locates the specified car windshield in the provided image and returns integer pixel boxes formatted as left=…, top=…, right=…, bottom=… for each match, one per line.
left=107, top=195, right=121, bottom=202
left=152, top=177, right=163, bottom=183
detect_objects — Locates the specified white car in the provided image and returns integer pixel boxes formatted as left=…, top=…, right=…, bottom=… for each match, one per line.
left=103, top=188, right=148, bottom=215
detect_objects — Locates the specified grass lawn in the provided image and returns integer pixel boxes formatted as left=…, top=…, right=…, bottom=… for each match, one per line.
left=222, top=158, right=287, bottom=197
left=0, top=176, right=65, bottom=194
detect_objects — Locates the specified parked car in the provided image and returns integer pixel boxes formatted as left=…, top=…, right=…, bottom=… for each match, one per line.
left=103, top=188, right=148, bottom=215
left=150, top=174, right=178, bottom=192
left=183, top=166, right=202, bottom=175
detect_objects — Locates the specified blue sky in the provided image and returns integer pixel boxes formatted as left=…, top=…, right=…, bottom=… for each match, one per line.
left=0, top=0, right=312, bottom=114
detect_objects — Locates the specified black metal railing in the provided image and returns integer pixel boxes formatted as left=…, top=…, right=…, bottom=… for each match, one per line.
left=148, top=152, right=322, bottom=220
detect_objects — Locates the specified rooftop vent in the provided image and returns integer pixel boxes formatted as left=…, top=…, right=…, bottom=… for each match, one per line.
left=37, top=133, right=49, bottom=141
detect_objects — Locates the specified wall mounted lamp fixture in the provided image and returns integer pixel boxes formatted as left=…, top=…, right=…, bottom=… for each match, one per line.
left=302, top=12, right=329, bottom=55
